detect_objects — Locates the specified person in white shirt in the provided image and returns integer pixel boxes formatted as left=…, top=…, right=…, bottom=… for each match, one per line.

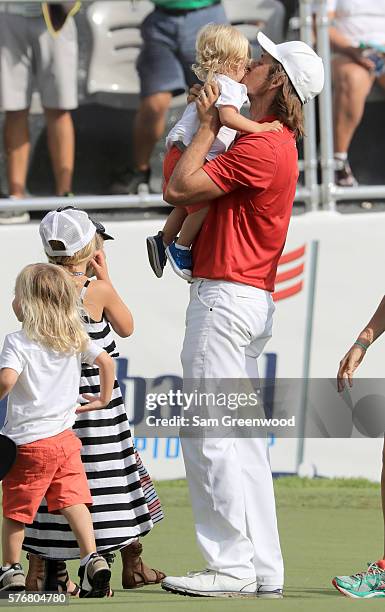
left=146, top=23, right=282, bottom=281
left=0, top=263, right=115, bottom=597
left=328, top=0, right=385, bottom=186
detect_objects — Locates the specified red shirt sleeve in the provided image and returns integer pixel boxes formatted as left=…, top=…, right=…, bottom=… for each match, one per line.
left=203, top=133, right=277, bottom=194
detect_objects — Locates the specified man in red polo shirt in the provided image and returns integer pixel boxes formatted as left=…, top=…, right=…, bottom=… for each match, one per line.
left=161, top=32, right=324, bottom=598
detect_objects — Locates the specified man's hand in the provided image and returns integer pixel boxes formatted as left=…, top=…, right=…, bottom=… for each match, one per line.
left=187, top=84, right=202, bottom=104
left=195, top=82, right=221, bottom=135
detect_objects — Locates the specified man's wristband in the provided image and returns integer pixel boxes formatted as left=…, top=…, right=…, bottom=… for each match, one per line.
left=354, top=340, right=369, bottom=351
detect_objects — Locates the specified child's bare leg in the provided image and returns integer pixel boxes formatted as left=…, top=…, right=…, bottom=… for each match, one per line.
left=2, top=518, right=24, bottom=565
left=162, top=207, right=188, bottom=245
left=177, top=207, right=209, bottom=247
left=60, top=505, right=96, bottom=559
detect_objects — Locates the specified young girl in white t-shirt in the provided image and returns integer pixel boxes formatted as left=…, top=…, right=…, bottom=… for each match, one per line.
left=147, top=23, right=283, bottom=281
left=0, top=263, right=115, bottom=596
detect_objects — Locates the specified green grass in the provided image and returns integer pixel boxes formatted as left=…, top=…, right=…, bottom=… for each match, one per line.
left=4, top=477, right=385, bottom=610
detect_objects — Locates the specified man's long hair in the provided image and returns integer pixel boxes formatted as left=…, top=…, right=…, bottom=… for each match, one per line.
left=267, top=60, right=305, bottom=139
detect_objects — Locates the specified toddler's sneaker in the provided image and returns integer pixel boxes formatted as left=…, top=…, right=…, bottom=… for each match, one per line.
left=166, top=242, right=192, bottom=281
left=78, top=553, right=111, bottom=598
left=0, top=564, right=25, bottom=591
left=146, top=231, right=167, bottom=278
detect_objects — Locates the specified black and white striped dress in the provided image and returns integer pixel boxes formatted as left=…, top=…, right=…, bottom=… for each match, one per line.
left=23, top=280, right=163, bottom=560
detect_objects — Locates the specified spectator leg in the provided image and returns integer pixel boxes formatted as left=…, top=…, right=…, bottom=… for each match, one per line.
left=44, top=108, right=75, bottom=196
left=4, top=110, right=30, bottom=198
left=332, top=56, right=374, bottom=154
left=133, top=92, right=172, bottom=171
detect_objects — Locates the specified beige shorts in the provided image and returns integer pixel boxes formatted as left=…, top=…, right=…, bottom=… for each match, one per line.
left=0, top=12, right=78, bottom=111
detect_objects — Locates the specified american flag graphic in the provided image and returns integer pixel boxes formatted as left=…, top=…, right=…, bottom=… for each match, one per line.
left=273, top=245, right=306, bottom=301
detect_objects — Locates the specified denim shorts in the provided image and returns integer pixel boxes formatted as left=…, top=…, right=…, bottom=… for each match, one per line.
left=137, top=2, right=228, bottom=98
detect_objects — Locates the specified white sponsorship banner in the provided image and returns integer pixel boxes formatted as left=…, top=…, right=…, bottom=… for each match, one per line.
left=0, top=211, right=384, bottom=481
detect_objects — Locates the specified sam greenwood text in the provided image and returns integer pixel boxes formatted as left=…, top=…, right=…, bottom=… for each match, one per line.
left=146, top=415, right=296, bottom=427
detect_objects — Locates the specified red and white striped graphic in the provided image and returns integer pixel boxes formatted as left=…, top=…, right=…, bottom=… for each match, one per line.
left=273, top=245, right=306, bottom=302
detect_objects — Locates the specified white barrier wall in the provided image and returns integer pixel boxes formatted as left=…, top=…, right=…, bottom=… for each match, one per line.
left=0, top=212, right=384, bottom=480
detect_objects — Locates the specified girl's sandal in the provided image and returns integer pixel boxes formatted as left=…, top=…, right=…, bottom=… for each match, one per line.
left=26, top=555, right=112, bottom=598
left=55, top=561, right=80, bottom=597
left=121, top=541, right=166, bottom=589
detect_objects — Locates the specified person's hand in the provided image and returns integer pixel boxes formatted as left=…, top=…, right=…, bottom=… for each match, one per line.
left=337, top=344, right=367, bottom=392
left=346, top=46, right=375, bottom=71
left=75, top=394, right=110, bottom=413
left=195, top=82, right=221, bottom=134
left=187, top=84, right=202, bottom=105
left=90, top=250, right=111, bottom=283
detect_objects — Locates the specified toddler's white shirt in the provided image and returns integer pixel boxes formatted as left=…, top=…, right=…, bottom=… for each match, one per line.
left=166, top=74, right=248, bottom=161
left=0, top=330, right=103, bottom=445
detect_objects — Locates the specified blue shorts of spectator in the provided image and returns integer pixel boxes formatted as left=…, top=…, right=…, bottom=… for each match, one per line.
left=137, top=1, right=228, bottom=98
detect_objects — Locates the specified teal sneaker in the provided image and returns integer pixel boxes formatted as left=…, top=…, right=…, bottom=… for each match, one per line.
left=332, top=561, right=385, bottom=598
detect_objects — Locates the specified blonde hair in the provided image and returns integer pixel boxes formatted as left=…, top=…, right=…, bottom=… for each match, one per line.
left=193, top=24, right=250, bottom=82
left=15, top=263, right=89, bottom=354
left=46, top=235, right=97, bottom=268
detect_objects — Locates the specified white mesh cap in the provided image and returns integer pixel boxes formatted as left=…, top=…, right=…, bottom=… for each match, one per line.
left=257, top=32, right=324, bottom=104
left=39, top=209, right=96, bottom=257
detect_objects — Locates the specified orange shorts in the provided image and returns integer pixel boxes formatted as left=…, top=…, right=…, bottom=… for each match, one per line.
left=163, top=145, right=209, bottom=214
left=2, top=429, right=92, bottom=524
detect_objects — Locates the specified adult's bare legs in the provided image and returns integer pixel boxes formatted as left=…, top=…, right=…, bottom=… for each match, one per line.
left=44, top=108, right=75, bottom=196
left=4, top=110, right=30, bottom=198
left=134, top=92, right=172, bottom=172
left=332, top=56, right=374, bottom=154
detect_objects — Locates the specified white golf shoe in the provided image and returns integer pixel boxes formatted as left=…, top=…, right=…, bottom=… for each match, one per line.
left=256, top=584, right=284, bottom=598
left=161, top=569, right=257, bottom=598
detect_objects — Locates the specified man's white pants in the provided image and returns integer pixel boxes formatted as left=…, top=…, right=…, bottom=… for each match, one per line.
left=180, top=279, right=284, bottom=584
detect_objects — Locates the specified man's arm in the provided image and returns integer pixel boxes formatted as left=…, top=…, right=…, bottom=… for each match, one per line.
left=164, top=83, right=226, bottom=207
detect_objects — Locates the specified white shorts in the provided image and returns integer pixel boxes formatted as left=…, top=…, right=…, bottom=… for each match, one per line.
left=0, top=12, right=78, bottom=111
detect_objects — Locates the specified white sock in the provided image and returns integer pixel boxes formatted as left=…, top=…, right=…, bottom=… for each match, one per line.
left=80, top=553, right=94, bottom=567
left=1, top=565, right=12, bottom=572
left=334, top=152, right=348, bottom=161
left=175, top=243, right=190, bottom=251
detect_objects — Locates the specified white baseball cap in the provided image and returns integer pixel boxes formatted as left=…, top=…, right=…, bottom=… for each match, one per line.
left=257, top=31, right=324, bottom=104
left=39, top=208, right=96, bottom=257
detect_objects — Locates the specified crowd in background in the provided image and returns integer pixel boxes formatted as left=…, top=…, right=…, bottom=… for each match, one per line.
left=0, top=0, right=384, bottom=224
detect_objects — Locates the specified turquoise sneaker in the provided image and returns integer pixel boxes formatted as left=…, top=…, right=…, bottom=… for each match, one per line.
left=332, top=561, right=385, bottom=598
